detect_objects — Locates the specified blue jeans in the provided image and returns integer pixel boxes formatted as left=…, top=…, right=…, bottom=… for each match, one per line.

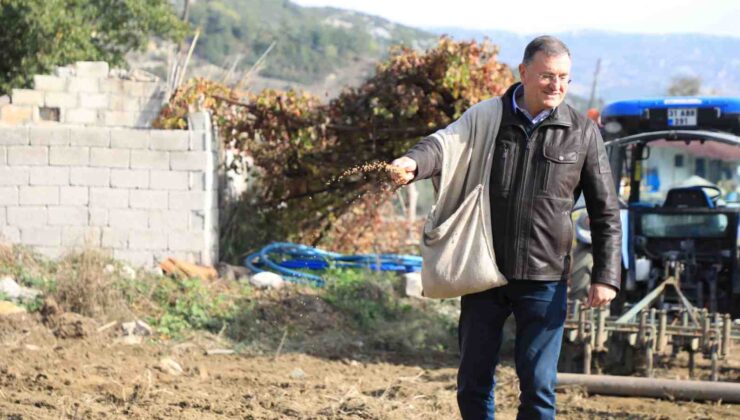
left=457, top=280, right=567, bottom=420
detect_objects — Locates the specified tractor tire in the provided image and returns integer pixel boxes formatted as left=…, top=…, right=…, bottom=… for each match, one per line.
left=569, top=244, right=593, bottom=301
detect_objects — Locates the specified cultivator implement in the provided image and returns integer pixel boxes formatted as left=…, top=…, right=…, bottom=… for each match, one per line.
left=562, top=260, right=740, bottom=381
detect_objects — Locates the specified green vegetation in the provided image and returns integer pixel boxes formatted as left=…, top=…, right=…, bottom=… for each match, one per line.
left=0, top=244, right=458, bottom=354
left=0, top=0, right=187, bottom=94
left=187, top=0, right=434, bottom=84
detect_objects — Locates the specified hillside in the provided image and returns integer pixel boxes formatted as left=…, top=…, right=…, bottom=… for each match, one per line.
left=186, top=0, right=436, bottom=86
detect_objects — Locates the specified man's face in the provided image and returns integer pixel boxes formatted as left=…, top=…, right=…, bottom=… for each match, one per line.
left=518, top=51, right=572, bottom=111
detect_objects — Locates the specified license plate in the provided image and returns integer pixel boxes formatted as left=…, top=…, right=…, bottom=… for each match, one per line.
left=667, top=108, right=697, bottom=126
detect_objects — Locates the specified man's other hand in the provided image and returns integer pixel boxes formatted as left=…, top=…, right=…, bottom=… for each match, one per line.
left=390, top=156, right=417, bottom=185
left=586, top=283, right=617, bottom=308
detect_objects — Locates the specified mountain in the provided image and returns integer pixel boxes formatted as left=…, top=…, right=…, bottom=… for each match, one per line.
left=429, top=28, right=740, bottom=102
left=185, top=0, right=435, bottom=88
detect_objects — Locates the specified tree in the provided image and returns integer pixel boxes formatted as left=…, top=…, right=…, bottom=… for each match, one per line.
left=155, top=38, right=515, bottom=260
left=667, top=75, right=702, bottom=96
left=0, top=0, right=188, bottom=94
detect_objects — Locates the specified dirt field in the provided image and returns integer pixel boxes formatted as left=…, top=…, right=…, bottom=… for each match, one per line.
left=1, top=310, right=739, bottom=420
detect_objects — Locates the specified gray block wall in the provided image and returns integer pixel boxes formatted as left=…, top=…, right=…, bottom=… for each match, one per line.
left=0, top=112, right=219, bottom=268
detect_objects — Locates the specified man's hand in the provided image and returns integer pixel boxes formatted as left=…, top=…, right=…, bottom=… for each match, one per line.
left=586, top=283, right=617, bottom=308
left=390, top=156, right=417, bottom=185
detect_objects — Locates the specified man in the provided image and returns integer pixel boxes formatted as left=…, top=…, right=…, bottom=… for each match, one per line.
left=391, top=36, right=621, bottom=419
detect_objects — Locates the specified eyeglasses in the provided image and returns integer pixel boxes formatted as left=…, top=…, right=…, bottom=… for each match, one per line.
left=537, top=73, right=571, bottom=86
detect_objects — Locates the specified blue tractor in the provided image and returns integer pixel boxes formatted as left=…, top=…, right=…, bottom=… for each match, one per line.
left=570, top=96, right=740, bottom=319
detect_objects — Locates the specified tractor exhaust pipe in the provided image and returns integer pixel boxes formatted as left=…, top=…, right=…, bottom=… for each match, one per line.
left=557, top=373, right=740, bottom=403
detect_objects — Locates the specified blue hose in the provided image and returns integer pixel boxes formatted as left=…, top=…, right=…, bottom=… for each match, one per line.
left=243, top=242, right=422, bottom=287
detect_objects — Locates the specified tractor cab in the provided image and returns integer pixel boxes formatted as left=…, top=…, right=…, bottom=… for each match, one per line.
left=562, top=96, right=740, bottom=377
left=571, top=96, right=740, bottom=318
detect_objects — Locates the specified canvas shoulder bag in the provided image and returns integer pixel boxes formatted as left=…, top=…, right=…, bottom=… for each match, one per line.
left=419, top=97, right=507, bottom=298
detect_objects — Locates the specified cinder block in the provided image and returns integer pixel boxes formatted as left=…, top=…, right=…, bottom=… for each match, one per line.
left=30, top=126, right=70, bottom=146
left=45, top=92, right=78, bottom=108
left=89, top=187, right=128, bottom=208
left=19, top=186, right=59, bottom=205
left=0, top=146, right=4, bottom=164
left=0, top=226, right=20, bottom=242
left=122, top=81, right=144, bottom=97
left=168, top=191, right=204, bottom=210
left=21, top=227, right=61, bottom=246
left=70, top=167, right=110, bottom=187
left=109, top=209, right=149, bottom=229
left=170, top=151, right=207, bottom=171
left=0, top=105, right=33, bottom=124
left=50, top=146, right=89, bottom=166
left=189, top=173, right=206, bottom=191
left=88, top=208, right=108, bottom=226
left=102, top=228, right=128, bottom=248
left=150, top=170, right=188, bottom=190
left=70, top=127, right=110, bottom=147
left=139, top=82, right=162, bottom=98
left=36, top=247, right=63, bottom=259
left=104, top=111, right=135, bottom=127
left=100, top=79, right=125, bottom=94
left=11, top=89, right=45, bottom=106
left=48, top=206, right=88, bottom=226
left=0, top=207, right=4, bottom=226
left=33, top=75, right=66, bottom=92
left=68, top=77, right=99, bottom=93
left=129, top=230, right=168, bottom=250
left=29, top=167, right=70, bottom=186
left=80, top=93, right=109, bottom=109
left=0, top=187, right=18, bottom=205
left=111, top=129, right=149, bottom=149
left=150, top=130, right=189, bottom=151
left=110, top=95, right=140, bottom=112
left=0, top=168, right=29, bottom=185
left=130, top=190, right=167, bottom=209
left=130, top=150, right=168, bottom=170
left=148, top=210, right=188, bottom=230
left=189, top=131, right=208, bottom=151
left=168, top=231, right=203, bottom=251
left=110, top=169, right=148, bottom=188
left=7, top=206, right=46, bottom=227
left=113, top=249, right=153, bottom=267
left=189, top=212, right=205, bottom=231
left=135, top=112, right=158, bottom=128
left=65, top=108, right=98, bottom=125
left=7, top=146, right=48, bottom=165
left=74, top=62, right=109, bottom=78
left=0, top=127, right=29, bottom=145
left=90, top=148, right=130, bottom=168
left=140, top=96, right=164, bottom=113
left=62, top=226, right=101, bottom=247
left=60, top=186, right=88, bottom=205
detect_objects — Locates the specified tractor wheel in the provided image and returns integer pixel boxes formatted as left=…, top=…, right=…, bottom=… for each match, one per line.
left=569, top=244, right=593, bottom=301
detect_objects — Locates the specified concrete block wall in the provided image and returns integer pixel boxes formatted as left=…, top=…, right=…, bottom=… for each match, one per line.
left=0, top=112, right=218, bottom=268
left=0, top=61, right=166, bottom=128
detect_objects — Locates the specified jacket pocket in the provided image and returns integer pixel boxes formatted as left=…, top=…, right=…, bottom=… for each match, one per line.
left=541, top=148, right=578, bottom=193
left=492, top=142, right=515, bottom=195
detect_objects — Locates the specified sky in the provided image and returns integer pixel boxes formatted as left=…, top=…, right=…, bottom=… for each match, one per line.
left=292, top=0, right=740, bottom=37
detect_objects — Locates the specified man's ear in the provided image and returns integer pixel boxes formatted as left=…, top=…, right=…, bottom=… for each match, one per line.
left=518, top=63, right=527, bottom=81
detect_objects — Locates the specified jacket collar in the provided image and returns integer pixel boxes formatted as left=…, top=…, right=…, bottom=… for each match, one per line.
left=501, top=83, right=572, bottom=128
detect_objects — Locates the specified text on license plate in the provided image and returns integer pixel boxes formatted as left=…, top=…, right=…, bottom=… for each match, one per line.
left=667, top=108, right=697, bottom=126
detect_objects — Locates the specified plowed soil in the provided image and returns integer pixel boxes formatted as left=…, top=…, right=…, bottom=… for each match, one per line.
left=1, top=310, right=739, bottom=420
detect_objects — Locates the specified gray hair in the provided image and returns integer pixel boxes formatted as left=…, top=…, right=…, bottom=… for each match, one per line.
left=522, top=36, right=571, bottom=65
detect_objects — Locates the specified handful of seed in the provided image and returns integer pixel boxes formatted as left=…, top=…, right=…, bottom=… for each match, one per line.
left=330, top=161, right=408, bottom=187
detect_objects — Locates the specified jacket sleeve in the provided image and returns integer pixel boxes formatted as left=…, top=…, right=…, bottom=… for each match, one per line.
left=579, top=121, right=622, bottom=291
left=403, top=136, right=443, bottom=181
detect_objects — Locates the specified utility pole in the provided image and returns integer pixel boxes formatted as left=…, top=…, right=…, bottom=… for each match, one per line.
left=587, top=58, right=601, bottom=110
